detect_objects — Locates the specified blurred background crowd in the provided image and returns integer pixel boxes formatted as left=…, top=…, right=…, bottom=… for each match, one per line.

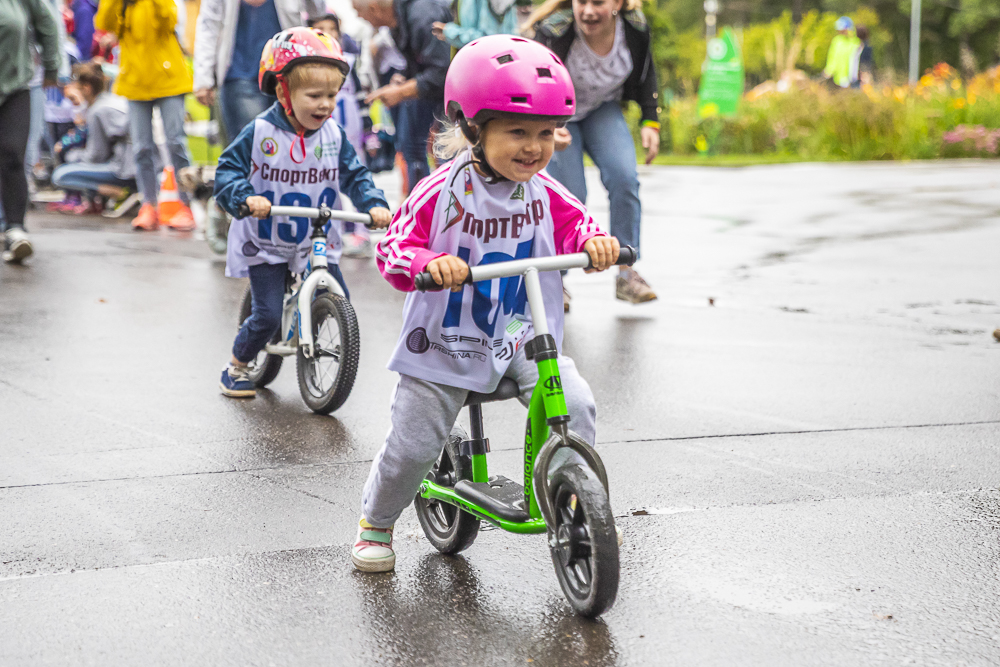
left=2, top=0, right=999, bottom=260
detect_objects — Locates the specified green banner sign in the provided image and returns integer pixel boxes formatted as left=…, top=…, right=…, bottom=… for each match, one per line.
left=698, top=27, right=745, bottom=118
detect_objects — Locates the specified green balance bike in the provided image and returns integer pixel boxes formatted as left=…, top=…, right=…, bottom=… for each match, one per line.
left=411, top=246, right=637, bottom=617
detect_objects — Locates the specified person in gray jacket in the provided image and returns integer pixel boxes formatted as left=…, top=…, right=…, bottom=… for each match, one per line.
left=51, top=62, right=136, bottom=214
left=193, top=0, right=324, bottom=141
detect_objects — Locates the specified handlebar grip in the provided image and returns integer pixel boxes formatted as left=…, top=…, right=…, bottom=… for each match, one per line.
left=413, top=272, right=446, bottom=292
left=237, top=203, right=251, bottom=218
left=616, top=245, right=638, bottom=266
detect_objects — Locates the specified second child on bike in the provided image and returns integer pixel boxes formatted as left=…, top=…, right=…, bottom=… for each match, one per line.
left=213, top=27, right=391, bottom=398
left=352, top=35, right=620, bottom=572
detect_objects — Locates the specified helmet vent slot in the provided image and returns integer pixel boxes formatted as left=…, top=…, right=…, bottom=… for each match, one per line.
left=496, top=54, right=514, bottom=64
left=536, top=68, right=552, bottom=78
left=510, top=96, right=528, bottom=103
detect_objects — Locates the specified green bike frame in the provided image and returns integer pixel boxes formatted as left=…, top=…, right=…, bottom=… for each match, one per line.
left=417, top=265, right=570, bottom=534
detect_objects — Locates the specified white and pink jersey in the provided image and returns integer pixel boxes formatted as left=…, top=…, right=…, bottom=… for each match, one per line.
left=376, top=152, right=606, bottom=393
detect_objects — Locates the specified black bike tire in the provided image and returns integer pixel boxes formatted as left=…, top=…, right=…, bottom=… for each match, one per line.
left=237, top=285, right=283, bottom=387
left=414, top=426, right=480, bottom=554
left=548, top=464, right=620, bottom=617
left=296, top=293, right=359, bottom=414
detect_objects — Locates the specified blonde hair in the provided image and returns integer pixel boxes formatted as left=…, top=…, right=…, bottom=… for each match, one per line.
left=286, top=62, right=345, bottom=92
left=521, top=0, right=641, bottom=37
left=433, top=119, right=473, bottom=161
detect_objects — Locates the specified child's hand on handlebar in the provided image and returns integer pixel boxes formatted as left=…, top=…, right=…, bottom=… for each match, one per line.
left=426, top=254, right=470, bottom=292
left=584, top=236, right=620, bottom=272
left=369, top=206, right=392, bottom=229
left=245, top=196, right=272, bottom=218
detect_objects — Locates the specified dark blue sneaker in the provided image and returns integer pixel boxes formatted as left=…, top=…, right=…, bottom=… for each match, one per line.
left=219, top=365, right=255, bottom=398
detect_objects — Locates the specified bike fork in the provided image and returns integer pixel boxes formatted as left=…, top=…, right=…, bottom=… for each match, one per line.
left=296, top=269, right=346, bottom=357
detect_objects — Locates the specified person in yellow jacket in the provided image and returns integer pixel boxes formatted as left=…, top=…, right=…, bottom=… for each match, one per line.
left=95, top=0, right=196, bottom=230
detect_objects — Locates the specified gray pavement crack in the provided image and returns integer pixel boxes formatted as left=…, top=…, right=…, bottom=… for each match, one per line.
left=3, top=486, right=998, bottom=583
left=2, top=419, right=996, bottom=491
left=597, top=419, right=1000, bottom=445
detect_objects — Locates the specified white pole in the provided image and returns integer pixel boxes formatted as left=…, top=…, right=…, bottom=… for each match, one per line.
left=909, top=0, right=922, bottom=84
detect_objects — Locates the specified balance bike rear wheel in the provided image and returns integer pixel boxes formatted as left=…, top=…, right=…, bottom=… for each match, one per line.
left=238, top=285, right=282, bottom=387
left=296, top=294, right=359, bottom=414
left=414, top=427, right=480, bottom=554
left=548, top=464, right=619, bottom=617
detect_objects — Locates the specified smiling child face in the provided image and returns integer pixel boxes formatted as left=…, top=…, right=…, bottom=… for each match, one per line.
left=479, top=117, right=557, bottom=182
left=284, top=64, right=345, bottom=131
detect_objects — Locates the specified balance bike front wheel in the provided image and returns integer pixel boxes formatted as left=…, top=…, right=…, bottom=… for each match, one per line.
left=238, top=285, right=283, bottom=387
left=548, top=464, right=620, bottom=617
left=414, top=426, right=480, bottom=554
left=296, top=293, right=359, bottom=414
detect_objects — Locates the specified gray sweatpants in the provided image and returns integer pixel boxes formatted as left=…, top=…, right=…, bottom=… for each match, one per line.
left=361, top=349, right=597, bottom=528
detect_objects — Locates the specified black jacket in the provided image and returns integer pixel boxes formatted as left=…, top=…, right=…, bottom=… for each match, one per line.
left=533, top=9, right=660, bottom=125
left=392, top=0, right=452, bottom=103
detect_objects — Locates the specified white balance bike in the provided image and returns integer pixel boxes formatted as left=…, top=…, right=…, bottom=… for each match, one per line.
left=235, top=203, right=373, bottom=414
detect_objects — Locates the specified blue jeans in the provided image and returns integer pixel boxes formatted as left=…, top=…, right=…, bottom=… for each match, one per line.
left=219, top=78, right=273, bottom=143
left=545, top=100, right=642, bottom=255
left=52, top=162, right=135, bottom=194
left=128, top=95, right=191, bottom=206
left=396, top=98, right=440, bottom=189
left=232, top=262, right=350, bottom=363
left=25, top=85, right=44, bottom=181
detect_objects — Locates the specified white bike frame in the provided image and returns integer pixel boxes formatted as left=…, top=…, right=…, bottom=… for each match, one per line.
left=258, top=205, right=373, bottom=359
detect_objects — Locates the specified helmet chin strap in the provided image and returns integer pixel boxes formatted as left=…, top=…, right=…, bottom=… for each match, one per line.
left=276, top=74, right=311, bottom=164
left=458, top=115, right=508, bottom=185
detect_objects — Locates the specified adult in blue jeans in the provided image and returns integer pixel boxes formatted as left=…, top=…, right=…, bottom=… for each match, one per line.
left=528, top=0, right=660, bottom=308
left=193, top=0, right=324, bottom=141
left=355, top=0, right=450, bottom=192
left=193, top=0, right=322, bottom=251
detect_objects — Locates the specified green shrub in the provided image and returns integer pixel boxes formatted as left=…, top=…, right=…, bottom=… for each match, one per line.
left=646, top=64, right=1000, bottom=161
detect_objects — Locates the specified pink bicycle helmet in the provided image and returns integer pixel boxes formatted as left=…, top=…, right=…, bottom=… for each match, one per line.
left=445, top=35, right=576, bottom=125
left=259, top=27, right=350, bottom=162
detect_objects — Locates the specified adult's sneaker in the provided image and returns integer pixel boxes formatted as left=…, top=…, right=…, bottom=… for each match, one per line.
left=2, top=228, right=34, bottom=263
left=616, top=267, right=658, bottom=304
left=219, top=365, right=256, bottom=397
left=132, top=203, right=159, bottom=231
left=341, top=233, right=373, bottom=259
left=351, top=517, right=395, bottom=572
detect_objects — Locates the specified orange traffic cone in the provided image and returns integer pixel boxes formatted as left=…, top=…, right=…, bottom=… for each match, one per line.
left=157, top=166, right=195, bottom=231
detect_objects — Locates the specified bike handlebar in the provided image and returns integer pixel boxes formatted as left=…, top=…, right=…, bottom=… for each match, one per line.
left=236, top=203, right=374, bottom=227
left=412, top=245, right=637, bottom=292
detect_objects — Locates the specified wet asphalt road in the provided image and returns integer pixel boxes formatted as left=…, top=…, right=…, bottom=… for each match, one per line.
left=2, top=161, right=999, bottom=666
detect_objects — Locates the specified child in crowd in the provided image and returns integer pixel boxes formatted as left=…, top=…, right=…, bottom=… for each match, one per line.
left=213, top=27, right=391, bottom=397
left=308, top=12, right=373, bottom=259
left=352, top=35, right=619, bottom=572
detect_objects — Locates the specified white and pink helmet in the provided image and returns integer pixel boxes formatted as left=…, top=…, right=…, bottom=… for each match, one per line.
left=445, top=35, right=576, bottom=126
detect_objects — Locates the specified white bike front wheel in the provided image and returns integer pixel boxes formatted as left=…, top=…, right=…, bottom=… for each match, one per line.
left=296, top=294, right=360, bottom=414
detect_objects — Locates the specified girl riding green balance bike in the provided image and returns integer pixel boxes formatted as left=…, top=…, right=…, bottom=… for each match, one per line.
left=354, top=35, right=626, bottom=616
left=213, top=27, right=392, bottom=399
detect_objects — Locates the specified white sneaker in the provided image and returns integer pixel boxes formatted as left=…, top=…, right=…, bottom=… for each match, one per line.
left=3, top=228, right=33, bottom=263
left=341, top=233, right=373, bottom=259
left=351, top=517, right=395, bottom=572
